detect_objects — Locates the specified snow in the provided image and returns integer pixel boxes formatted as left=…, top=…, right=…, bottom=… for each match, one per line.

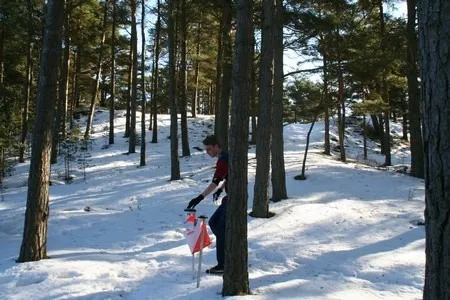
left=0, top=109, right=425, bottom=299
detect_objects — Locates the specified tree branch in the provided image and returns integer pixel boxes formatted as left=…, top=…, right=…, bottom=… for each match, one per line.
left=283, top=67, right=323, bottom=78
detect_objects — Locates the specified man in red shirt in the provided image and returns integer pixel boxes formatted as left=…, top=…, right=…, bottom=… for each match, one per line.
left=187, top=135, right=228, bottom=274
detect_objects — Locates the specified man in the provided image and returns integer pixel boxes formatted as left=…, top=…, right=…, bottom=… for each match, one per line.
left=187, top=135, right=228, bottom=274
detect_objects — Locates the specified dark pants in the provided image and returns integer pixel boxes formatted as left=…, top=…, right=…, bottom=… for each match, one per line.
left=208, top=196, right=227, bottom=268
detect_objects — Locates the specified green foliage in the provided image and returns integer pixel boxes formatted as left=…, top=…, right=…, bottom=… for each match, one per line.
left=353, top=97, right=389, bottom=115
left=286, top=78, right=323, bottom=122
left=0, top=90, right=21, bottom=152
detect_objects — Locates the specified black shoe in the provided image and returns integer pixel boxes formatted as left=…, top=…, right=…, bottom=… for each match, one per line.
left=206, top=265, right=224, bottom=274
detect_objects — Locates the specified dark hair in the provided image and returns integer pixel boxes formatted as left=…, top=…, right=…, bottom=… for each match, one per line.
left=203, top=135, right=221, bottom=147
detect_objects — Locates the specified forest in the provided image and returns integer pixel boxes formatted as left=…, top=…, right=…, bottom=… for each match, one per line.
left=0, top=0, right=448, bottom=298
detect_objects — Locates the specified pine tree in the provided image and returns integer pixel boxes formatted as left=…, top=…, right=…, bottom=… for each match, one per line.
left=223, top=0, right=252, bottom=294
left=18, top=0, right=64, bottom=263
left=252, top=0, right=275, bottom=218
left=418, top=0, right=450, bottom=297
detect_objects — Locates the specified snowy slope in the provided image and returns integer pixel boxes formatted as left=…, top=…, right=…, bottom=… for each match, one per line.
left=0, top=109, right=425, bottom=299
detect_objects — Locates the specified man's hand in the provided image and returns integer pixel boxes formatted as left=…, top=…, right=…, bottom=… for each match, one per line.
left=212, top=188, right=222, bottom=201
left=187, top=194, right=204, bottom=209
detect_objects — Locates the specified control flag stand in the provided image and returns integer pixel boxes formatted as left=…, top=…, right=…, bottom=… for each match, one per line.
left=184, top=209, right=211, bottom=288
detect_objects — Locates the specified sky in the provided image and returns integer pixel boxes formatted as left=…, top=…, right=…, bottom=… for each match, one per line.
left=0, top=109, right=425, bottom=299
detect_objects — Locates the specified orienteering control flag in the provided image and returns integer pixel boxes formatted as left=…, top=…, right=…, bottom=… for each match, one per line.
left=184, top=220, right=211, bottom=254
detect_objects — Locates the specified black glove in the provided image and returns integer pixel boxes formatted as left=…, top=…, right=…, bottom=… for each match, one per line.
left=187, top=194, right=204, bottom=209
left=212, top=188, right=223, bottom=201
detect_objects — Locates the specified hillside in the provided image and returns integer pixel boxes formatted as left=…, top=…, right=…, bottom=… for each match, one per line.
left=0, top=110, right=425, bottom=299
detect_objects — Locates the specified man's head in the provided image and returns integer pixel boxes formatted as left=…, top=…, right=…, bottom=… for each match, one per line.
left=203, top=135, right=221, bottom=158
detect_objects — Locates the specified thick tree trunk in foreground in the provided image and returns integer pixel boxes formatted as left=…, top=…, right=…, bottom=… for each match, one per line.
left=223, top=0, right=252, bottom=294
left=18, top=0, right=64, bottom=263
left=418, top=0, right=450, bottom=298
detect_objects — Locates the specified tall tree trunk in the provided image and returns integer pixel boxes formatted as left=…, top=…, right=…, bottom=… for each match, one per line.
left=179, top=0, right=190, bottom=157
left=218, top=0, right=232, bottom=151
left=406, top=0, right=424, bottom=178
left=209, top=81, right=213, bottom=114
left=51, top=6, right=71, bottom=164
left=18, top=0, right=64, bottom=263
left=252, top=0, right=274, bottom=218
left=401, top=92, right=408, bottom=140
left=322, top=46, right=330, bottom=155
left=69, top=50, right=77, bottom=130
left=151, top=0, right=161, bottom=144
left=337, top=71, right=345, bottom=162
left=379, top=0, right=391, bottom=166
left=0, top=23, right=3, bottom=183
left=336, top=22, right=346, bottom=162
left=223, top=0, right=252, bottom=295
left=140, top=0, right=146, bottom=166
left=214, top=17, right=223, bottom=137
left=168, top=0, right=180, bottom=180
left=418, top=0, right=450, bottom=298
left=60, top=10, right=70, bottom=141
left=128, top=0, right=138, bottom=154
left=20, top=0, right=34, bottom=163
left=192, top=20, right=201, bottom=118
left=334, top=4, right=346, bottom=162
left=149, top=45, right=155, bottom=131
left=124, top=38, right=133, bottom=138
left=84, top=1, right=108, bottom=139
left=270, top=0, right=287, bottom=202
left=109, top=0, right=117, bottom=145
left=0, top=23, right=3, bottom=87
left=250, top=25, right=257, bottom=145
left=73, top=44, right=82, bottom=110
left=69, top=51, right=75, bottom=130
left=362, top=91, right=368, bottom=160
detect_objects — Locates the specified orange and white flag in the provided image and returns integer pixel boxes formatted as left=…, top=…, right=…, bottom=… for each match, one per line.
left=184, top=221, right=211, bottom=254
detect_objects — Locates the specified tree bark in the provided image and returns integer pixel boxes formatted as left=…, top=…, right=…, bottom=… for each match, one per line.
left=0, top=23, right=3, bottom=183
left=322, top=46, right=330, bottom=155
left=179, top=0, right=190, bottom=157
left=128, top=0, right=138, bottom=154
left=249, top=33, right=257, bottom=145
left=168, top=0, right=180, bottom=180
left=406, top=0, right=424, bottom=178
left=51, top=5, right=71, bottom=164
left=214, top=16, right=223, bottom=137
left=69, top=50, right=76, bottom=130
left=192, top=20, right=201, bottom=118
left=418, top=0, right=450, bottom=298
left=335, top=6, right=346, bottom=162
left=109, top=0, right=117, bottom=145
left=271, top=0, right=287, bottom=202
left=223, top=0, right=252, bottom=295
left=124, top=38, right=133, bottom=138
left=379, top=0, right=391, bottom=166
left=362, top=92, right=368, bottom=160
left=18, top=0, right=64, bottom=263
left=337, top=49, right=346, bottom=162
left=140, top=0, right=146, bottom=166
left=252, top=0, right=274, bottom=218
left=218, top=0, right=233, bottom=151
left=73, top=43, right=82, bottom=111
left=151, top=0, right=161, bottom=144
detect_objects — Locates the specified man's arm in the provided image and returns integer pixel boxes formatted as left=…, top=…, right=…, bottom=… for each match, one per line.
left=200, top=182, right=218, bottom=198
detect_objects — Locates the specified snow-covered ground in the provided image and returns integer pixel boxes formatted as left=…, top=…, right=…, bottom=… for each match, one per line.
left=0, top=110, right=425, bottom=299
